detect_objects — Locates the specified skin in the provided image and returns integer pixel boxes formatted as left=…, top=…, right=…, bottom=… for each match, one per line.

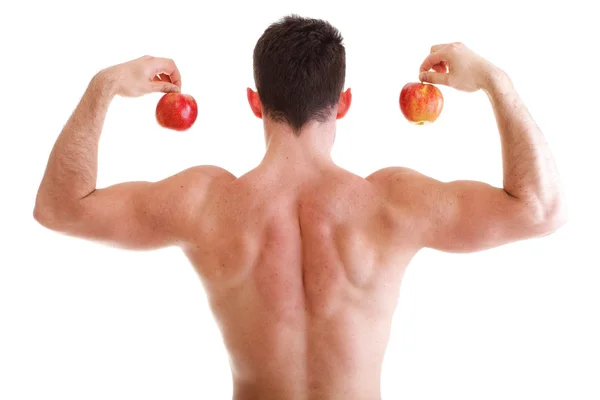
left=34, top=44, right=566, bottom=399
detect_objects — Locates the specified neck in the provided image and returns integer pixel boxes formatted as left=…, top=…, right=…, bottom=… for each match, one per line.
left=261, top=118, right=336, bottom=168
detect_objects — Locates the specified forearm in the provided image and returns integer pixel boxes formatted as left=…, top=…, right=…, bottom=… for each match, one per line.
left=483, top=70, right=564, bottom=220
left=35, top=71, right=116, bottom=214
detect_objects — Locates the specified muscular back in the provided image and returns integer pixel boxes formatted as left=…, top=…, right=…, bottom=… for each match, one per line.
left=184, top=165, right=416, bottom=399
left=36, top=153, right=560, bottom=399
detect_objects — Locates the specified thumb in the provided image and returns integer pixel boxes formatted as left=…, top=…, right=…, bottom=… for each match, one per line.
left=151, top=82, right=181, bottom=94
left=419, top=71, right=448, bottom=85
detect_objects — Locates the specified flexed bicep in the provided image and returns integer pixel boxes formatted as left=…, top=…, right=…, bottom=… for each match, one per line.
left=415, top=179, right=531, bottom=252
left=369, top=167, right=552, bottom=253
left=37, top=166, right=235, bottom=250
left=73, top=180, right=183, bottom=250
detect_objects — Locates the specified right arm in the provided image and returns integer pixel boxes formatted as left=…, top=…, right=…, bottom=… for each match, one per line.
left=369, top=43, right=566, bottom=253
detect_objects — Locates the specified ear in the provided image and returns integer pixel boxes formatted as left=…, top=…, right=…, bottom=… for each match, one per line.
left=247, top=88, right=262, bottom=119
left=336, top=88, right=352, bottom=119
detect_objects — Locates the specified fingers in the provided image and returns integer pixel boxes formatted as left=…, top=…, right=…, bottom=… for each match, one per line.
left=423, top=43, right=459, bottom=73
left=430, top=43, right=451, bottom=53
left=419, top=71, right=448, bottom=85
left=152, top=73, right=172, bottom=83
left=150, top=81, right=181, bottom=93
left=150, top=57, right=182, bottom=89
left=419, top=50, right=449, bottom=73
left=419, top=44, right=453, bottom=84
left=432, top=62, right=447, bottom=73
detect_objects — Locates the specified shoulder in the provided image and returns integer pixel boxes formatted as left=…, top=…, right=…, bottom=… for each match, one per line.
left=165, top=165, right=236, bottom=192
left=176, top=165, right=237, bottom=182
left=155, top=165, right=236, bottom=209
left=366, top=166, right=443, bottom=211
left=364, top=167, right=436, bottom=249
left=366, top=166, right=427, bottom=189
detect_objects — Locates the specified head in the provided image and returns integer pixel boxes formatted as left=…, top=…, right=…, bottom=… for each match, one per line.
left=248, top=15, right=351, bottom=136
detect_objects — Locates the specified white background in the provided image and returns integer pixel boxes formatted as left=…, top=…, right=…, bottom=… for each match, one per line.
left=1, top=1, right=598, bottom=399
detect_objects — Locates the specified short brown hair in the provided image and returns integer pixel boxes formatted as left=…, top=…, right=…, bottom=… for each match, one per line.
left=253, top=15, right=346, bottom=134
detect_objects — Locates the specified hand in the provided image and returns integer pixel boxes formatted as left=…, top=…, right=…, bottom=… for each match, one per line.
left=418, top=43, right=499, bottom=92
left=99, top=55, right=182, bottom=97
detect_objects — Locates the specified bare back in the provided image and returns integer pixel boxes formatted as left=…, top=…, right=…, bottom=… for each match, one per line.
left=184, top=165, right=416, bottom=399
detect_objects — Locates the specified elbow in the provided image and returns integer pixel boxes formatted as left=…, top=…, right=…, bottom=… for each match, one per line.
left=524, top=195, right=568, bottom=237
left=33, top=202, right=80, bottom=232
left=33, top=204, right=60, bottom=231
left=538, top=207, right=567, bottom=236
left=34, top=190, right=53, bottom=229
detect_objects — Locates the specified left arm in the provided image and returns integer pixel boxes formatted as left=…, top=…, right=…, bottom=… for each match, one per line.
left=33, top=56, right=231, bottom=249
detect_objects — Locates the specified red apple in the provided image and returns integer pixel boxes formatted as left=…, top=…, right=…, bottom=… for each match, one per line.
left=399, top=82, right=443, bottom=125
left=156, top=93, right=198, bottom=131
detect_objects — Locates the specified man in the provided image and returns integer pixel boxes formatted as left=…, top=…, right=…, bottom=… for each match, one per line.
left=34, top=15, right=565, bottom=400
